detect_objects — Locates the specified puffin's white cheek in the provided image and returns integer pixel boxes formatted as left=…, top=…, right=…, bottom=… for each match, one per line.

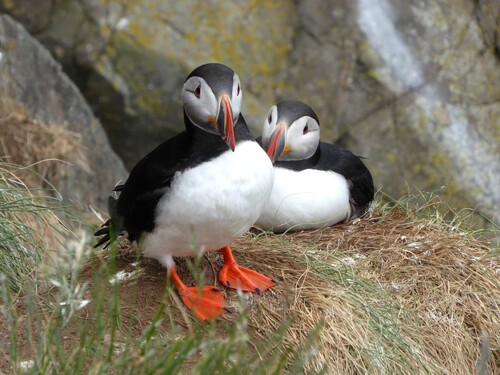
left=231, top=98, right=241, bottom=118
left=184, top=101, right=202, bottom=124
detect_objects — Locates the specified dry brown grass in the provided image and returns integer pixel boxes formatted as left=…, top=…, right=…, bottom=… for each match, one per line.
left=0, top=97, right=88, bottom=188
left=220, top=201, right=499, bottom=374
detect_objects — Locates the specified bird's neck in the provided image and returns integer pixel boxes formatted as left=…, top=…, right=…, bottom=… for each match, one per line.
left=233, top=114, right=255, bottom=142
left=275, top=145, right=322, bottom=170
left=182, top=112, right=232, bottom=160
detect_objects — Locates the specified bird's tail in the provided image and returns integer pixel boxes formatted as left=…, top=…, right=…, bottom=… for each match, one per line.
left=94, top=196, right=122, bottom=249
left=349, top=201, right=371, bottom=220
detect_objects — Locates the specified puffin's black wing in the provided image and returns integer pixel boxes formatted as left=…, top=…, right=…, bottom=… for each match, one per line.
left=115, top=131, right=197, bottom=241
left=94, top=132, right=191, bottom=247
left=348, top=166, right=374, bottom=216
left=316, top=143, right=374, bottom=216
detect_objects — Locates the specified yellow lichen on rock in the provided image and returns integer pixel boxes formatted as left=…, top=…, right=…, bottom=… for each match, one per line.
left=86, top=0, right=298, bottom=136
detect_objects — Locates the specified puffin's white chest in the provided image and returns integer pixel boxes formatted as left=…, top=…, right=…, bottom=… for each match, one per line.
left=255, top=167, right=351, bottom=232
left=141, top=141, right=273, bottom=266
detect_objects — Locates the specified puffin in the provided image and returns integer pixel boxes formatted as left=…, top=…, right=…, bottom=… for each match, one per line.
left=255, top=100, right=374, bottom=232
left=95, top=63, right=275, bottom=321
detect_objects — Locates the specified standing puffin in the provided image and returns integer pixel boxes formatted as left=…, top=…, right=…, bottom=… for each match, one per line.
left=95, top=63, right=275, bottom=320
left=255, top=100, right=374, bottom=233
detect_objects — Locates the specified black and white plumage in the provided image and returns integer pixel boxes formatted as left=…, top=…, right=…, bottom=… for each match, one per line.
left=255, top=100, right=374, bottom=232
left=95, top=63, right=275, bottom=320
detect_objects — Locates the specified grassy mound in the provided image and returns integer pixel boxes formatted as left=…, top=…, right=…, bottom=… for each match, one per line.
left=3, top=184, right=497, bottom=373
left=235, top=199, right=498, bottom=373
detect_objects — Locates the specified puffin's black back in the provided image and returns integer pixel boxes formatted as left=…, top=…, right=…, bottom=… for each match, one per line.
left=270, top=142, right=374, bottom=216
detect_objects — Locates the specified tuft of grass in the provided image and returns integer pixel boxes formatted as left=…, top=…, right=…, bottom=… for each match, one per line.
left=378, top=186, right=500, bottom=246
left=0, top=162, right=70, bottom=292
left=0, top=99, right=89, bottom=187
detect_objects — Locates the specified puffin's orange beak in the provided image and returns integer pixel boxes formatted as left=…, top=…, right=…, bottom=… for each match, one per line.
left=217, top=94, right=235, bottom=151
left=266, top=123, right=287, bottom=163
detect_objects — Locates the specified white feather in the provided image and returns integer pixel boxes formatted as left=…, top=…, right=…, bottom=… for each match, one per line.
left=140, top=141, right=273, bottom=268
left=255, top=167, right=351, bottom=232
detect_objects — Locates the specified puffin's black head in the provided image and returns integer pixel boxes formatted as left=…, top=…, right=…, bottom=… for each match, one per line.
left=262, top=100, right=320, bottom=163
left=182, top=63, right=242, bottom=151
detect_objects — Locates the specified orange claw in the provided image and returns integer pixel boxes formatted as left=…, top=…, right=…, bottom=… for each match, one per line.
left=218, top=245, right=276, bottom=295
left=169, top=265, right=228, bottom=321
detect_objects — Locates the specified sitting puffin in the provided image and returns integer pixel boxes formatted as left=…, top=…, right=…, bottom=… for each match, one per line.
left=255, top=100, right=374, bottom=232
left=95, top=63, right=275, bottom=320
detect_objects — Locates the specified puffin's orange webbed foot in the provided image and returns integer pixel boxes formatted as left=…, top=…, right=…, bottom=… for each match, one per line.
left=169, top=265, right=229, bottom=321
left=218, top=246, right=275, bottom=295
left=178, top=286, right=228, bottom=321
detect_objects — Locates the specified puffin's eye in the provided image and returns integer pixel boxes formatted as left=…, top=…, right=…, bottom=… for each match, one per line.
left=194, top=85, right=201, bottom=99
left=268, top=114, right=272, bottom=124
left=303, top=125, right=309, bottom=135
left=237, top=84, right=241, bottom=96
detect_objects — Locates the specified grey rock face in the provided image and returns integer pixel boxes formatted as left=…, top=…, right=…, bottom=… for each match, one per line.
left=353, top=0, right=500, bottom=225
left=0, top=14, right=127, bottom=211
left=0, top=0, right=54, bottom=34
